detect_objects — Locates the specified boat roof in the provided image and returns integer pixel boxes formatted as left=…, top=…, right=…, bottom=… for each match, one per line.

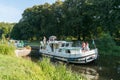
left=48, top=41, right=73, bottom=44
left=59, top=47, right=81, bottom=50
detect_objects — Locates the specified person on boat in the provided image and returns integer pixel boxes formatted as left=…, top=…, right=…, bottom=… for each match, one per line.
left=41, top=36, right=47, bottom=49
left=82, top=41, right=86, bottom=51
left=85, top=41, right=90, bottom=51
left=43, top=36, right=47, bottom=46
left=40, top=41, right=44, bottom=49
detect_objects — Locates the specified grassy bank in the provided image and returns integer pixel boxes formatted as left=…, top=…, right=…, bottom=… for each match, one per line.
left=0, top=55, right=44, bottom=80
left=0, top=54, right=85, bottom=80
left=0, top=41, right=85, bottom=80
left=0, top=43, right=15, bottom=56
left=37, top=58, right=85, bottom=80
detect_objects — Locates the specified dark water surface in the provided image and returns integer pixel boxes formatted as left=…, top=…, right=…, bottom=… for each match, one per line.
left=29, top=49, right=120, bottom=80
left=67, top=55, right=120, bottom=80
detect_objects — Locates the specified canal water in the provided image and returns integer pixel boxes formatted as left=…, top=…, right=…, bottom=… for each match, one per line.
left=29, top=49, right=120, bottom=80
left=68, top=55, right=120, bottom=80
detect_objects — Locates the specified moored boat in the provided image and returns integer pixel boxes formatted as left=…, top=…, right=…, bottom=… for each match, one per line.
left=15, top=48, right=31, bottom=57
left=39, top=37, right=98, bottom=64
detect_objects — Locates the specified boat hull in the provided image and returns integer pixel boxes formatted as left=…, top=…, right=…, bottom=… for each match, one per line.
left=39, top=50, right=98, bottom=64
left=15, top=48, right=31, bottom=57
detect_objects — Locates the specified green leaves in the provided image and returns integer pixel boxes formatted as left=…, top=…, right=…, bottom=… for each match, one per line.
left=10, top=0, right=120, bottom=41
left=0, top=22, right=14, bottom=39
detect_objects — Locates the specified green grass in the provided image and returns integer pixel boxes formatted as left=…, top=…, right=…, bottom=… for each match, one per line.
left=0, top=40, right=85, bottom=80
left=37, top=58, right=85, bottom=80
left=0, top=55, right=45, bottom=80
left=0, top=55, right=85, bottom=80
left=0, top=44, right=15, bottom=56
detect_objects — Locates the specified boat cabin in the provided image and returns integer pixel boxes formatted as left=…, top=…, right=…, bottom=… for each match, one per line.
left=58, top=47, right=81, bottom=54
left=47, top=41, right=73, bottom=51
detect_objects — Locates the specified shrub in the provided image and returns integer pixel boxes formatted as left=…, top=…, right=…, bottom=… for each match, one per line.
left=96, top=33, right=120, bottom=56
left=99, top=33, right=115, bottom=47
left=0, top=44, right=15, bottom=56
left=97, top=33, right=115, bottom=50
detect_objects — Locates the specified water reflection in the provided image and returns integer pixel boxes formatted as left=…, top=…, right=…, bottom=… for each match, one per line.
left=70, top=65, right=99, bottom=80
left=67, top=55, right=120, bottom=80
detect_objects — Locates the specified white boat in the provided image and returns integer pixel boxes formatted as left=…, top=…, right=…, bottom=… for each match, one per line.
left=15, top=48, right=31, bottom=57
left=39, top=40, right=98, bottom=64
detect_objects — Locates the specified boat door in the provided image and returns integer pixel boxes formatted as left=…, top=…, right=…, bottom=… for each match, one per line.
left=50, top=43, right=59, bottom=52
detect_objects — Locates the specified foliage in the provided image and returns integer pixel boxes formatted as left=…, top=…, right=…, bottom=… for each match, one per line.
left=0, top=22, right=15, bottom=38
left=96, top=33, right=120, bottom=56
left=37, top=58, right=85, bottom=80
left=0, top=37, right=15, bottom=56
left=25, top=45, right=31, bottom=49
left=98, top=32, right=116, bottom=49
left=0, top=44, right=15, bottom=56
left=0, top=55, right=85, bottom=80
left=10, top=0, right=120, bottom=41
left=28, top=40, right=40, bottom=47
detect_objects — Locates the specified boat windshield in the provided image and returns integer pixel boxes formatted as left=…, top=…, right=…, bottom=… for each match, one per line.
left=61, top=42, right=72, bottom=47
left=72, top=41, right=81, bottom=47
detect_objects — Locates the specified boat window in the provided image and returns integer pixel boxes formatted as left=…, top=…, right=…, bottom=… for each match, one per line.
left=58, top=49, right=62, bottom=52
left=66, top=49, right=71, bottom=53
left=61, top=43, right=65, bottom=47
left=66, top=43, right=69, bottom=47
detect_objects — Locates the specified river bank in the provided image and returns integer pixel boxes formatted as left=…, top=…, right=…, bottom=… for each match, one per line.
left=28, top=47, right=120, bottom=80
left=0, top=54, right=85, bottom=80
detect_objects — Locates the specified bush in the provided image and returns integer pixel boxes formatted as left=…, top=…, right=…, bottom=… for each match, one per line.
left=0, top=44, right=15, bottom=56
left=96, top=33, right=120, bottom=56
left=98, top=33, right=115, bottom=49
left=96, top=33, right=115, bottom=50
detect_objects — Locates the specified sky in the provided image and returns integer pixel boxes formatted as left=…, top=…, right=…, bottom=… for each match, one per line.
left=0, top=0, right=60, bottom=23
